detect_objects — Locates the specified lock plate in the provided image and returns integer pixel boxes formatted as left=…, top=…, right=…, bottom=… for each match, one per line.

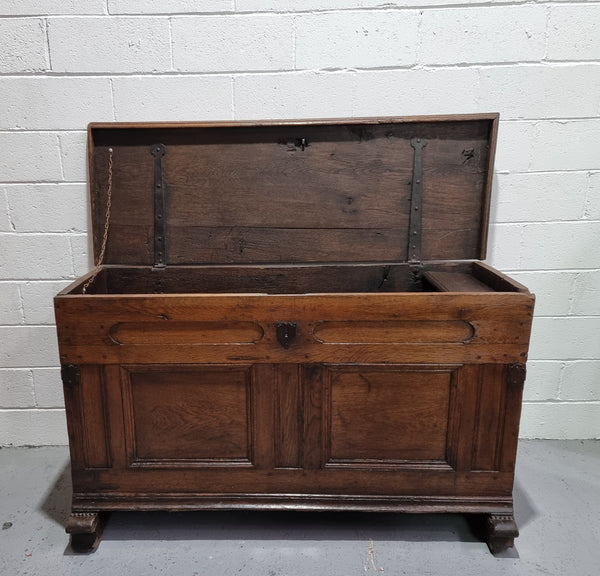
left=275, top=322, right=298, bottom=349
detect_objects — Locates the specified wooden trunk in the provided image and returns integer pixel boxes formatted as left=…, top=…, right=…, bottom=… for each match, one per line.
left=54, top=115, right=534, bottom=554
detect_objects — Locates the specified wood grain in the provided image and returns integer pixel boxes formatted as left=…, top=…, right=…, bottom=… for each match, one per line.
left=55, top=291, right=534, bottom=365
left=326, top=366, right=453, bottom=465
left=88, top=115, right=497, bottom=265
left=122, top=365, right=253, bottom=465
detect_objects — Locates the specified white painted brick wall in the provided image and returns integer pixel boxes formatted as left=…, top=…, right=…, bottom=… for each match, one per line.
left=48, top=17, right=172, bottom=73
left=5, top=184, right=88, bottom=232
left=295, top=11, right=419, bottom=69
left=521, top=361, right=561, bottom=402
left=530, top=120, right=600, bottom=172
left=0, top=235, right=74, bottom=279
left=547, top=4, right=600, bottom=62
left=0, top=78, right=114, bottom=130
left=112, top=76, right=233, bottom=121
left=520, top=403, right=600, bottom=439
left=478, top=65, right=600, bottom=120
left=235, top=71, right=355, bottom=119
left=0, top=369, right=35, bottom=408
left=0, top=326, right=60, bottom=367
left=109, top=0, right=235, bottom=14
left=491, top=172, right=589, bottom=223
left=0, top=133, right=63, bottom=181
left=172, top=15, right=295, bottom=72
left=56, top=132, right=88, bottom=182
left=0, top=18, right=48, bottom=72
left=1, top=1, right=106, bottom=16
left=419, top=6, right=547, bottom=65
left=32, top=367, right=64, bottom=408
left=352, top=68, right=480, bottom=117
left=0, top=409, right=67, bottom=446
left=20, top=281, right=71, bottom=324
left=586, top=173, right=600, bottom=219
left=0, top=284, right=24, bottom=324
left=1, top=0, right=599, bottom=444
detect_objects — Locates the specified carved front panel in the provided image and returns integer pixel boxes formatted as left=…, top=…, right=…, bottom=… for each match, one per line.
left=121, top=365, right=255, bottom=467
left=322, top=365, right=457, bottom=469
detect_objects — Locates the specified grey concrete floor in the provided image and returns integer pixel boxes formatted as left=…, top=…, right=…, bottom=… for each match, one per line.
left=0, top=441, right=599, bottom=576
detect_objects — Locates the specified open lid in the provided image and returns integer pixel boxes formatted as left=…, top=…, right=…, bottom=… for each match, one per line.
left=88, top=114, right=498, bottom=266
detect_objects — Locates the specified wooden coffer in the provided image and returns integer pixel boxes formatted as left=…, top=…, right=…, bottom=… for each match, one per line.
left=54, top=114, right=534, bottom=553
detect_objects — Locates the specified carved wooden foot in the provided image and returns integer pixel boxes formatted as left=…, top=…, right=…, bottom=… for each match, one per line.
left=66, top=512, right=108, bottom=553
left=485, top=513, right=519, bottom=554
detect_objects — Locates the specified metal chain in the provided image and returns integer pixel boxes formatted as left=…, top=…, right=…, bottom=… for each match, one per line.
left=82, top=148, right=113, bottom=294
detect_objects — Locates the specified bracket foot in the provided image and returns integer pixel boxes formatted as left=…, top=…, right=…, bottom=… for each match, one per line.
left=66, top=512, right=108, bottom=553
left=485, top=513, right=519, bottom=554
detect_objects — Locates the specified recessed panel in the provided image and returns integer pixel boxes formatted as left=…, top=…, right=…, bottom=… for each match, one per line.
left=126, top=367, right=252, bottom=465
left=314, top=320, right=474, bottom=344
left=110, top=321, right=264, bottom=345
left=328, top=367, right=453, bottom=465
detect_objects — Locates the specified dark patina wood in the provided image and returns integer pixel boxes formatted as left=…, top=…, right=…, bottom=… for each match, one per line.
left=55, top=114, right=533, bottom=554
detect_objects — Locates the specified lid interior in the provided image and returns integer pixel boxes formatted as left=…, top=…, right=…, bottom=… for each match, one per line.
left=89, top=115, right=498, bottom=266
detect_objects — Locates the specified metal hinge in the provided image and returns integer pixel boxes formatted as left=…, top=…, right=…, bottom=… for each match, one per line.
left=408, top=137, right=426, bottom=267
left=151, top=143, right=167, bottom=268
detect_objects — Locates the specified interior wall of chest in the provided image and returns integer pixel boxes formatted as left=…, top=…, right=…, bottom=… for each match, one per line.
left=69, top=262, right=526, bottom=295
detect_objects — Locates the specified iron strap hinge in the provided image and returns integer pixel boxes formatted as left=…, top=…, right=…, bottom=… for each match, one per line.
left=408, top=137, right=427, bottom=267
left=151, top=143, right=167, bottom=268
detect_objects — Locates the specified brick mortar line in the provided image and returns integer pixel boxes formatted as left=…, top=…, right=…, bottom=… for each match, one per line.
left=2, top=188, right=15, bottom=232
left=583, top=172, right=595, bottom=219
left=0, top=232, right=88, bottom=236
left=42, top=18, right=52, bottom=70
left=492, top=220, right=600, bottom=225
left=0, top=2, right=599, bottom=20
left=15, top=284, right=25, bottom=325
left=0, top=182, right=86, bottom=187
left=0, top=367, right=61, bottom=370
left=3, top=61, right=600, bottom=78
left=0, top=324, right=59, bottom=328
left=0, top=279, right=75, bottom=283
left=1, top=2, right=597, bottom=17
left=231, top=76, right=236, bottom=120
left=0, top=407, right=65, bottom=412
left=0, top=182, right=87, bottom=186
left=167, top=17, right=175, bottom=73
left=0, top=279, right=77, bottom=283
left=500, top=269, right=600, bottom=273
left=109, top=78, right=116, bottom=122
left=522, top=400, right=600, bottom=405
left=524, top=359, right=600, bottom=363
left=529, top=315, right=600, bottom=319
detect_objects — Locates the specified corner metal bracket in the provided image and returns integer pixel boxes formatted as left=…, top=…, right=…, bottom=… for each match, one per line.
left=151, top=143, right=167, bottom=268
left=61, top=364, right=80, bottom=389
left=506, top=363, right=527, bottom=387
left=408, top=138, right=427, bottom=266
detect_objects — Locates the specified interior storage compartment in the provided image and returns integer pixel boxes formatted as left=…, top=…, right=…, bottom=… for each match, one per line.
left=65, top=261, right=527, bottom=295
